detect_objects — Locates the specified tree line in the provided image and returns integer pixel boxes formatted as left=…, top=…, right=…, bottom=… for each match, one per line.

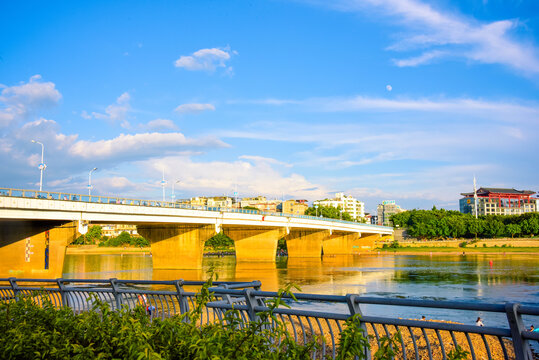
left=391, top=208, right=539, bottom=239
left=72, top=225, right=150, bottom=247
left=304, top=205, right=355, bottom=221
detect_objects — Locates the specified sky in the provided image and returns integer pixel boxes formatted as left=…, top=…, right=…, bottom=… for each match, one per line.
left=1, top=0, right=538, bottom=213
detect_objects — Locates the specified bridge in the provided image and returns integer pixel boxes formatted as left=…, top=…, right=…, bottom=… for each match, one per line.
left=0, top=188, right=393, bottom=278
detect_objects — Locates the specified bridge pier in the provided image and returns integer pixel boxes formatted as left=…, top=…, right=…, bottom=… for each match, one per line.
left=285, top=230, right=327, bottom=258
left=0, top=220, right=77, bottom=278
left=354, top=233, right=381, bottom=252
left=323, top=232, right=360, bottom=255
left=224, top=227, right=286, bottom=262
left=137, top=224, right=215, bottom=270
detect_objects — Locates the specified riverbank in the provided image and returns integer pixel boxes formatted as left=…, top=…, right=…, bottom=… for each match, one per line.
left=66, top=245, right=151, bottom=254
left=376, top=246, right=539, bottom=254
left=66, top=245, right=236, bottom=255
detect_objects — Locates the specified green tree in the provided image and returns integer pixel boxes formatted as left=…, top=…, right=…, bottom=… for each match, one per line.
left=305, top=205, right=354, bottom=221
left=484, top=219, right=504, bottom=238
left=205, top=232, right=234, bottom=249
left=466, top=218, right=484, bottom=239
left=506, top=223, right=521, bottom=238
left=85, top=225, right=102, bottom=244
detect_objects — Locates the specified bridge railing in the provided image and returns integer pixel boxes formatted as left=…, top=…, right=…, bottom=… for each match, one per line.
left=0, top=187, right=391, bottom=231
left=1, top=277, right=537, bottom=359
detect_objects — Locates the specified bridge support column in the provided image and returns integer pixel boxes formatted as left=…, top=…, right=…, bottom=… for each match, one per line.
left=137, top=224, right=215, bottom=270
left=323, top=232, right=360, bottom=255
left=353, top=233, right=381, bottom=252
left=285, top=230, right=327, bottom=258
left=0, top=220, right=77, bottom=278
left=224, top=227, right=286, bottom=262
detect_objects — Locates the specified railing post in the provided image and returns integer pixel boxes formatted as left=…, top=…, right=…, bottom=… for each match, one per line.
left=110, top=278, right=123, bottom=310
left=56, top=278, right=68, bottom=307
left=347, top=294, right=370, bottom=359
left=8, top=277, right=20, bottom=301
left=174, top=280, right=189, bottom=315
left=243, top=289, right=259, bottom=322
left=505, top=303, right=533, bottom=360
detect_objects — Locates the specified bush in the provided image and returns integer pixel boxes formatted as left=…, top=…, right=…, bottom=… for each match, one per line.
left=388, top=240, right=400, bottom=249
left=99, top=232, right=149, bottom=247
left=458, top=241, right=467, bottom=248
left=0, top=278, right=378, bottom=360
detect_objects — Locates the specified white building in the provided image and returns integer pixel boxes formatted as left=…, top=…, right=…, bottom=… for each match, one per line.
left=314, top=192, right=365, bottom=220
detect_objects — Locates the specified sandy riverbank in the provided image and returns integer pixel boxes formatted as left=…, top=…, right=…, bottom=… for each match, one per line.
left=376, top=246, right=539, bottom=255
left=66, top=246, right=151, bottom=255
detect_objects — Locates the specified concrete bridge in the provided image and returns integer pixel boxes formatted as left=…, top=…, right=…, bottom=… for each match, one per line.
left=0, top=188, right=393, bottom=278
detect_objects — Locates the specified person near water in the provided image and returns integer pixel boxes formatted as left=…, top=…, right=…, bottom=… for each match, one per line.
left=476, top=317, right=484, bottom=326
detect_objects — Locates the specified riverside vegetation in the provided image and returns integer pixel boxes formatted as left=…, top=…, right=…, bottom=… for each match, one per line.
left=72, top=225, right=150, bottom=247
left=391, top=208, right=539, bottom=240
left=0, top=275, right=472, bottom=360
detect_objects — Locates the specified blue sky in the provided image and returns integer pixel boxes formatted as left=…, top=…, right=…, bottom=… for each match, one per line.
left=1, top=0, right=538, bottom=213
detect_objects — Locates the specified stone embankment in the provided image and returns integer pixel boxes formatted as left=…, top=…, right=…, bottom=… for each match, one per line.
left=387, top=229, right=539, bottom=248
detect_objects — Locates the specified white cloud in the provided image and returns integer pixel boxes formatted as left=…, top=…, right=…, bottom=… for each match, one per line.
left=0, top=75, right=62, bottom=127
left=90, top=92, right=132, bottom=128
left=141, top=155, right=328, bottom=200
left=393, top=50, right=446, bottom=67
left=174, top=103, right=215, bottom=114
left=174, top=47, right=236, bottom=73
left=144, top=119, right=178, bottom=131
left=235, top=94, right=539, bottom=124
left=316, top=0, right=539, bottom=75
left=239, top=155, right=293, bottom=168
left=69, top=132, right=228, bottom=160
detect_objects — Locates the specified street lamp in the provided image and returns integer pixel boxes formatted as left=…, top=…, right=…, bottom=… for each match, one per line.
left=171, top=180, right=180, bottom=202
left=31, top=140, right=46, bottom=191
left=160, top=167, right=167, bottom=203
left=314, top=204, right=319, bottom=217
left=340, top=209, right=344, bottom=220
left=88, top=167, right=98, bottom=196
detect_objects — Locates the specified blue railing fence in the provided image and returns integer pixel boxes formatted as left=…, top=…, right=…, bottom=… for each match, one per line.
left=0, top=187, right=390, bottom=230
left=1, top=277, right=538, bottom=359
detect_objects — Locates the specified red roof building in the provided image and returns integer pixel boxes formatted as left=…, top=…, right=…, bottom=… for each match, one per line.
left=459, top=187, right=537, bottom=216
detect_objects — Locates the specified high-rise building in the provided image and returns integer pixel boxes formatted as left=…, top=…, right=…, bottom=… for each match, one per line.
left=377, top=200, right=405, bottom=226
left=313, top=192, right=365, bottom=220
left=460, top=187, right=537, bottom=216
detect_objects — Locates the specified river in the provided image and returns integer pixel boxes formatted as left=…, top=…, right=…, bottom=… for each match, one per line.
left=63, top=252, right=539, bottom=327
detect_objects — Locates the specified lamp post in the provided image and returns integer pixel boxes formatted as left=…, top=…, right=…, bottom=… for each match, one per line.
left=88, top=167, right=98, bottom=196
left=160, top=167, right=167, bottom=203
left=340, top=209, right=344, bottom=220
left=31, top=140, right=46, bottom=191
left=171, top=180, right=180, bottom=202
left=314, top=204, right=319, bottom=217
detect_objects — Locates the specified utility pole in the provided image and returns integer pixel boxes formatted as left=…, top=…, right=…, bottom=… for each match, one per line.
left=31, top=140, right=46, bottom=191
left=161, top=167, right=167, bottom=203
left=473, top=176, right=478, bottom=219
left=88, top=167, right=97, bottom=196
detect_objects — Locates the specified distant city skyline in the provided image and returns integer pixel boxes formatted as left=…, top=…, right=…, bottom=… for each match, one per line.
left=1, top=0, right=538, bottom=214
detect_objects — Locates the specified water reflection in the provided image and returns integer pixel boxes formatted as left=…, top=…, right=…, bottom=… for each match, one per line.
left=63, top=253, right=539, bottom=305
left=62, top=252, right=539, bottom=327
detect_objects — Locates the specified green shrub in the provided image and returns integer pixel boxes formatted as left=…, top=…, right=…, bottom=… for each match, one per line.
left=458, top=241, right=467, bottom=248
left=0, top=276, right=378, bottom=360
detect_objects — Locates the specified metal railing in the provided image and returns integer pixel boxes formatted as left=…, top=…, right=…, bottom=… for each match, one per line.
left=1, top=277, right=538, bottom=359
left=0, top=187, right=390, bottom=230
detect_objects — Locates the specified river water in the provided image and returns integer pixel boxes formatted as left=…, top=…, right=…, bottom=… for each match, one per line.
left=63, top=253, right=539, bottom=327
